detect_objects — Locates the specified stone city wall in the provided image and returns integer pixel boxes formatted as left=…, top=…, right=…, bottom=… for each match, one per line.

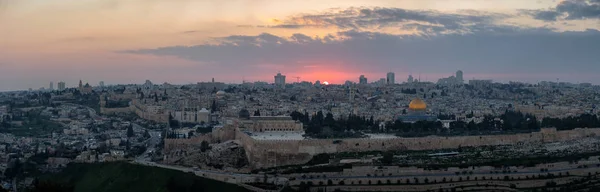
left=100, top=106, right=132, bottom=115
left=163, top=126, right=600, bottom=169
left=163, top=134, right=213, bottom=152
left=238, top=128, right=600, bottom=168
left=163, top=125, right=238, bottom=152
left=132, top=105, right=168, bottom=123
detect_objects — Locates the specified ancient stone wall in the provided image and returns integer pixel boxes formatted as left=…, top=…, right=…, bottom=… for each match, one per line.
left=163, top=134, right=213, bottom=151
left=163, top=124, right=238, bottom=152
left=239, top=128, right=600, bottom=168
left=100, top=107, right=132, bottom=115
left=164, top=125, right=600, bottom=169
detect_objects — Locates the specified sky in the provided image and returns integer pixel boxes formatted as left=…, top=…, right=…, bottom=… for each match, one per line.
left=1, top=0, right=600, bottom=91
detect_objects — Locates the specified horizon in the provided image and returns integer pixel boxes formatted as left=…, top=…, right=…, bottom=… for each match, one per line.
left=6, top=74, right=595, bottom=92
left=2, top=0, right=600, bottom=91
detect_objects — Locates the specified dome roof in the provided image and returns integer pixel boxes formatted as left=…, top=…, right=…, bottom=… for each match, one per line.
left=409, top=98, right=427, bottom=111
left=216, top=90, right=226, bottom=95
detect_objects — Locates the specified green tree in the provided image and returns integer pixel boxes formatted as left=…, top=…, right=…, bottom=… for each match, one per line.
left=200, top=141, right=210, bottom=152
left=381, top=152, right=394, bottom=165
left=127, top=125, right=134, bottom=138
left=143, top=130, right=151, bottom=138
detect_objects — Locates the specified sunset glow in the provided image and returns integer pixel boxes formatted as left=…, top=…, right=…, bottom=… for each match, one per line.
left=1, top=0, right=600, bottom=91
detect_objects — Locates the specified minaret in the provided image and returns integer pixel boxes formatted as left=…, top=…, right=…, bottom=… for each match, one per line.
left=79, top=80, right=83, bottom=91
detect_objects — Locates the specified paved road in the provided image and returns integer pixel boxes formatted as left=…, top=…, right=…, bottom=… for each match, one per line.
left=132, top=159, right=289, bottom=186
left=133, top=123, right=161, bottom=162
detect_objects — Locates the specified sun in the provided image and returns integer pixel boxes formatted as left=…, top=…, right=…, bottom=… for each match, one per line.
left=323, top=81, right=329, bottom=85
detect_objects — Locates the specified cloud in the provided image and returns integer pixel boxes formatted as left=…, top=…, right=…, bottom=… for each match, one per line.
left=121, top=27, right=600, bottom=80
left=247, top=7, right=511, bottom=36
left=529, top=0, right=600, bottom=21
left=257, top=24, right=310, bottom=29
left=119, top=6, right=600, bottom=83
left=531, top=10, right=562, bottom=21
left=181, top=30, right=202, bottom=34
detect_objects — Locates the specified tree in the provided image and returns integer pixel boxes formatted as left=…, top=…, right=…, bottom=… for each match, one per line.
left=127, top=125, right=134, bottom=138
left=143, top=130, right=151, bottom=138
left=200, top=141, right=210, bottom=152
left=263, top=173, right=268, bottom=183
left=324, top=113, right=335, bottom=127
left=254, top=110, right=261, bottom=116
left=381, top=152, right=394, bottom=165
left=210, top=100, right=218, bottom=112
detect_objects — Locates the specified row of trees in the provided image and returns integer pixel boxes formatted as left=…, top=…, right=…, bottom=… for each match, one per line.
left=388, top=111, right=541, bottom=137
left=541, top=114, right=600, bottom=130
left=291, top=111, right=377, bottom=137
left=288, top=110, right=600, bottom=138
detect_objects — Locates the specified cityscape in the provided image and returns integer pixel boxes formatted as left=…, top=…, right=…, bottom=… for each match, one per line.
left=2, top=0, right=600, bottom=192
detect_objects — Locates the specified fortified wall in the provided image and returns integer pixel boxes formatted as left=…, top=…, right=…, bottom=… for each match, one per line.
left=162, top=117, right=600, bottom=169
left=237, top=127, right=600, bottom=169
left=130, top=100, right=169, bottom=123
left=100, top=107, right=132, bottom=115
left=163, top=125, right=238, bottom=152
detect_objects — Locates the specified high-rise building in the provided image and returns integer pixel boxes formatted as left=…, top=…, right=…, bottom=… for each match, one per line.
left=58, top=82, right=66, bottom=91
left=386, top=72, right=395, bottom=85
left=379, top=78, right=386, bottom=85
left=274, top=72, right=286, bottom=88
left=49, top=82, right=54, bottom=90
left=456, top=70, right=464, bottom=84
left=99, top=81, right=105, bottom=87
left=359, top=75, right=367, bottom=84
left=408, top=75, right=414, bottom=83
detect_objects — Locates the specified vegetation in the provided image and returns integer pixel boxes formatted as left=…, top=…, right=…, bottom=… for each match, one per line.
left=35, top=162, right=250, bottom=192
left=290, top=111, right=374, bottom=138
left=103, top=99, right=130, bottom=108
left=71, top=90, right=101, bottom=113
left=126, top=125, right=134, bottom=138
left=291, top=110, right=600, bottom=138
left=541, top=113, right=600, bottom=130
left=0, top=109, right=64, bottom=136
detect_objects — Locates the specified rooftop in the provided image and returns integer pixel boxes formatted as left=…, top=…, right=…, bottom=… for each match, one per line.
left=246, top=131, right=305, bottom=140
left=249, top=116, right=293, bottom=121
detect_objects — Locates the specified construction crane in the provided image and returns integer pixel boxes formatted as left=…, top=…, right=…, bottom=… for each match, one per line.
left=293, top=76, right=301, bottom=83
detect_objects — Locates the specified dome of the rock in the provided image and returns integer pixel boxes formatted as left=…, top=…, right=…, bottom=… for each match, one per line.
left=409, top=98, right=427, bottom=111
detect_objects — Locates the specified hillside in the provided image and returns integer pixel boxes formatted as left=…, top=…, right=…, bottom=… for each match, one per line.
left=36, top=162, right=251, bottom=192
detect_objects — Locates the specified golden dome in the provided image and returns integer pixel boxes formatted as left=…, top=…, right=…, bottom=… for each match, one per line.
left=409, top=98, right=427, bottom=111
